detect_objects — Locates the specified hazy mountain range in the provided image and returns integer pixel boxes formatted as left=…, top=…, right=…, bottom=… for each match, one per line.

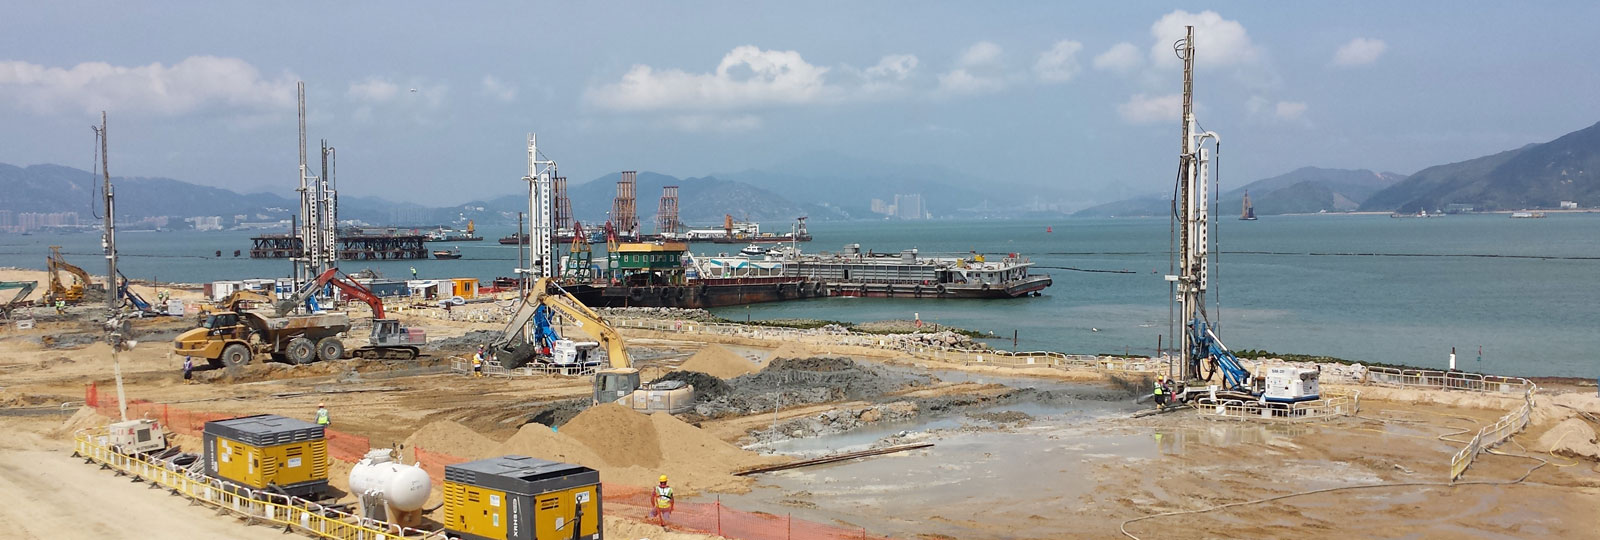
left=1077, top=120, right=1600, bottom=217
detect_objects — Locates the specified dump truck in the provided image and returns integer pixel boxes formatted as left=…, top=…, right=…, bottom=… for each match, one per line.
left=173, top=310, right=353, bottom=368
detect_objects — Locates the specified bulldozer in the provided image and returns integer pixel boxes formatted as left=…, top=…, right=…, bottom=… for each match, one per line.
left=484, top=278, right=695, bottom=413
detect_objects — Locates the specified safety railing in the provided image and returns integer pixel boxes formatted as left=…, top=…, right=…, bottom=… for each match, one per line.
left=1449, top=388, right=1535, bottom=481
left=73, top=428, right=440, bottom=540
left=1365, top=367, right=1535, bottom=395
left=1192, top=388, right=1360, bottom=423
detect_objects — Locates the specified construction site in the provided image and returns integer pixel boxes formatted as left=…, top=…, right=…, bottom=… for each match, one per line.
left=4, top=27, right=1600, bottom=540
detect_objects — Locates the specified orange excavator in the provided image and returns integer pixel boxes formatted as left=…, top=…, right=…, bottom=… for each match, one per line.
left=275, top=268, right=428, bottom=359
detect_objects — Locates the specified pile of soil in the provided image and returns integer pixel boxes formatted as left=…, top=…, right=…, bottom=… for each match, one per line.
left=493, top=424, right=607, bottom=467
left=555, top=403, right=784, bottom=492
left=678, top=344, right=759, bottom=378
left=424, top=330, right=502, bottom=351
left=560, top=403, right=665, bottom=467
left=1538, top=418, right=1600, bottom=459
left=402, top=419, right=502, bottom=457
left=655, top=371, right=733, bottom=400
left=766, top=342, right=813, bottom=361
left=767, top=356, right=856, bottom=372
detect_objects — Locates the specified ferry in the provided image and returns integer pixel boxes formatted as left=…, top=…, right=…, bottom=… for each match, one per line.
left=424, top=221, right=482, bottom=242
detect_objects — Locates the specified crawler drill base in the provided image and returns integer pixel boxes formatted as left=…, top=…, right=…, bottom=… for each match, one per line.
left=352, top=346, right=419, bottom=360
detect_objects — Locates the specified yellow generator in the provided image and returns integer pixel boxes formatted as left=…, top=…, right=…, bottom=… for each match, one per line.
left=443, top=455, right=601, bottom=540
left=202, top=414, right=329, bottom=498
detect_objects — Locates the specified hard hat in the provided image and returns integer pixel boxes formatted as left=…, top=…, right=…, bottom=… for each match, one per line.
left=319, top=402, right=326, bottom=407
left=659, top=475, right=668, bottom=483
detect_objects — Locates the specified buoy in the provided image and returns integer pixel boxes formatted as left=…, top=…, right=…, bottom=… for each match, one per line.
left=1047, top=226, right=1053, bottom=233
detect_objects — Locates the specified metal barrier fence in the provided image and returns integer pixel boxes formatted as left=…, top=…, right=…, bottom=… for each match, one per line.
left=414, top=445, right=890, bottom=540
left=1449, top=388, right=1535, bottom=481
left=1192, top=389, right=1360, bottom=423
left=1364, top=367, right=1535, bottom=395
left=73, top=428, right=438, bottom=540
left=1360, top=367, right=1538, bottom=481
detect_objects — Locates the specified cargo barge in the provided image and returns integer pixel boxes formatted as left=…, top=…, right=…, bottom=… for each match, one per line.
left=779, top=244, right=1050, bottom=298
left=562, top=242, right=815, bottom=309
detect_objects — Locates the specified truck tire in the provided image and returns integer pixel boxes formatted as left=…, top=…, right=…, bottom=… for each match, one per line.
left=220, top=344, right=252, bottom=368
left=316, top=337, right=345, bottom=362
left=286, top=337, right=317, bottom=365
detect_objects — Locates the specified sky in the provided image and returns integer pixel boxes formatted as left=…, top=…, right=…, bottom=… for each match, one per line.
left=3, top=2, right=1599, bottom=208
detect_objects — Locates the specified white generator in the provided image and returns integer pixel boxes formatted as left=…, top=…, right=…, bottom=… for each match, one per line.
left=1262, top=367, right=1321, bottom=403
left=105, top=419, right=168, bottom=455
left=550, top=340, right=600, bottom=365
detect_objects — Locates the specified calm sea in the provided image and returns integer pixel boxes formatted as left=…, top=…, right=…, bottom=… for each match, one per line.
left=4, top=214, right=1596, bottom=377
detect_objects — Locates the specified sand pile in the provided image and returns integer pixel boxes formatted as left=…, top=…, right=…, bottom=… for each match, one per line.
left=492, top=424, right=607, bottom=468
left=560, top=404, right=665, bottom=467
left=402, top=419, right=502, bottom=458
left=557, top=403, right=785, bottom=492
left=1537, top=418, right=1600, bottom=459
left=678, top=344, right=759, bottom=378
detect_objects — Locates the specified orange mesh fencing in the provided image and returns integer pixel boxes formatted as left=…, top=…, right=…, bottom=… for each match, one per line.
left=75, top=386, right=891, bottom=539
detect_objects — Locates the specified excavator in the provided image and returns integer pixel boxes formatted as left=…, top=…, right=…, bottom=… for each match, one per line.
left=486, top=277, right=695, bottom=413
left=43, top=246, right=97, bottom=305
left=275, top=267, right=427, bottom=360
left=0, top=281, right=36, bottom=319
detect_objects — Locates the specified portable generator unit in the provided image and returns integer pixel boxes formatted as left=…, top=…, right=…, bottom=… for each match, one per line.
left=202, top=414, right=329, bottom=498
left=443, top=455, right=602, bottom=540
left=1262, top=367, right=1322, bottom=403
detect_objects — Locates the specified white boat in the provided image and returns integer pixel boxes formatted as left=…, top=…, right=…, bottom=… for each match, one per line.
left=739, top=244, right=766, bottom=256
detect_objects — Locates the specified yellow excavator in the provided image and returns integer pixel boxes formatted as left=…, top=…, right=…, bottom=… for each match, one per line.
left=43, top=246, right=97, bottom=304
left=486, top=278, right=695, bottom=413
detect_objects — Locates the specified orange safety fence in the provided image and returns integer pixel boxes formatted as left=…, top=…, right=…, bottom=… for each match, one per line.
left=86, top=386, right=893, bottom=540
left=418, top=445, right=892, bottom=540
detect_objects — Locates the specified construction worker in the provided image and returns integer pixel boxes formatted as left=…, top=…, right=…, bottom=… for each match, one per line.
left=1152, top=377, right=1166, bottom=408
left=182, top=356, right=194, bottom=384
left=472, top=346, right=484, bottom=377
left=650, top=474, right=674, bottom=525
left=410, top=266, right=418, bottom=279
left=54, top=299, right=66, bottom=314
left=315, top=403, right=330, bottom=426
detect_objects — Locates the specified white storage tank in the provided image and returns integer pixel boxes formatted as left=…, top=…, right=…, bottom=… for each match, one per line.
left=349, top=449, right=432, bottom=527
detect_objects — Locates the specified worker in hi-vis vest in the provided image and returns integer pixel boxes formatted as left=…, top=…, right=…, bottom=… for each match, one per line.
left=650, top=474, right=674, bottom=525
left=315, top=403, right=330, bottom=426
left=1153, top=377, right=1166, bottom=408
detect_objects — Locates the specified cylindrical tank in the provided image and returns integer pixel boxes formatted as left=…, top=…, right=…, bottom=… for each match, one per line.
left=349, top=455, right=432, bottom=511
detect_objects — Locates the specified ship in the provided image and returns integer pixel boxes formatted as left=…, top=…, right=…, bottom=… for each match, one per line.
left=431, top=248, right=462, bottom=259
left=684, top=216, right=813, bottom=244
left=1240, top=191, right=1258, bottom=221
left=1510, top=212, right=1547, bottom=219
left=425, top=220, right=482, bottom=242
left=779, top=244, right=1051, bottom=298
left=563, top=242, right=816, bottom=309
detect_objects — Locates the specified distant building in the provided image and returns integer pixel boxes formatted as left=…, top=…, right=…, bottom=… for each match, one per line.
left=14, top=211, right=80, bottom=231
left=870, top=198, right=890, bottom=215
left=1444, top=203, right=1475, bottom=214
left=1560, top=201, right=1578, bottom=210
left=188, top=216, right=223, bottom=231
left=893, top=194, right=925, bottom=220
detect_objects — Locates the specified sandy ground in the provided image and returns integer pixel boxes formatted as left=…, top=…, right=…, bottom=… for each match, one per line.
left=4, top=305, right=1600, bottom=539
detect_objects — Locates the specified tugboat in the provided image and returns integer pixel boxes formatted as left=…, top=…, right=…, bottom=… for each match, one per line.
left=432, top=248, right=462, bottom=260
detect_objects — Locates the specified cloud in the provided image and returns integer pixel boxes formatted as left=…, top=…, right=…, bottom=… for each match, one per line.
left=1093, top=42, right=1143, bottom=73
left=1033, top=40, right=1084, bottom=83
left=0, top=56, right=295, bottom=116
left=1148, top=10, right=1262, bottom=69
left=864, top=54, right=918, bottom=81
left=938, top=41, right=1007, bottom=95
left=1332, top=38, right=1386, bottom=67
left=347, top=77, right=400, bottom=102
left=662, top=114, right=762, bottom=133
left=1274, top=100, right=1307, bottom=120
left=1117, top=93, right=1182, bottom=124
left=957, top=41, right=1004, bottom=68
left=584, top=45, right=833, bottom=112
left=480, top=75, right=517, bottom=102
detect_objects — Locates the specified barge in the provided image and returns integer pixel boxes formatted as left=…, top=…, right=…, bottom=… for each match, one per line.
left=778, top=244, right=1051, bottom=298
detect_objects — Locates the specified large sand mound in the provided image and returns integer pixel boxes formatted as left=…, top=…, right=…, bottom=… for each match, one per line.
left=679, top=344, right=759, bottom=378
left=1538, top=418, right=1600, bottom=459
left=562, top=403, right=665, bottom=467
left=767, top=342, right=815, bottom=362
left=493, top=424, right=607, bottom=468
left=402, top=420, right=502, bottom=457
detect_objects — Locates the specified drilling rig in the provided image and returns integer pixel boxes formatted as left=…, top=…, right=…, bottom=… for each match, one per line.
left=1167, top=26, right=1319, bottom=406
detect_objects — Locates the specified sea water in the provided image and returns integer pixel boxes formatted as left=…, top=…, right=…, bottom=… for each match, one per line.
left=4, top=213, right=1595, bottom=377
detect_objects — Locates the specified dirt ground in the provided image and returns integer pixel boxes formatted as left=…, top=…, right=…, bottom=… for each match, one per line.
left=4, top=302, right=1600, bottom=539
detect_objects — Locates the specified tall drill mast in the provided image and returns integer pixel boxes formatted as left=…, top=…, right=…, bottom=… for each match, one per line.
left=613, top=171, right=638, bottom=237
left=657, top=185, right=680, bottom=235
left=295, top=82, right=338, bottom=295
left=524, top=134, right=557, bottom=279
left=1173, top=25, right=1221, bottom=382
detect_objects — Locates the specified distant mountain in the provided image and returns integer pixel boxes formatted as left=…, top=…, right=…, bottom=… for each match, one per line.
left=1073, top=166, right=1404, bottom=218
left=1361, top=121, right=1600, bottom=212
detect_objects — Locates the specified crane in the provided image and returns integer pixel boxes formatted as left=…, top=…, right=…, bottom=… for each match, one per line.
left=486, top=278, right=694, bottom=413
left=278, top=267, right=427, bottom=360
left=43, top=246, right=96, bottom=304
left=0, top=281, right=36, bottom=319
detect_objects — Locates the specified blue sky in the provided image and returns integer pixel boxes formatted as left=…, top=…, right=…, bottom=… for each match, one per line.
left=3, top=2, right=1597, bottom=208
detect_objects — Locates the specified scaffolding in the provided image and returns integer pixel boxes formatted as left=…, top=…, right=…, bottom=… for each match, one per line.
left=554, top=176, right=572, bottom=231
left=657, top=185, right=680, bottom=234
left=612, top=171, right=638, bottom=236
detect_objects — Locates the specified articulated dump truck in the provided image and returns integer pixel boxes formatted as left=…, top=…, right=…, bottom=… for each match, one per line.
left=173, top=311, right=353, bottom=368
